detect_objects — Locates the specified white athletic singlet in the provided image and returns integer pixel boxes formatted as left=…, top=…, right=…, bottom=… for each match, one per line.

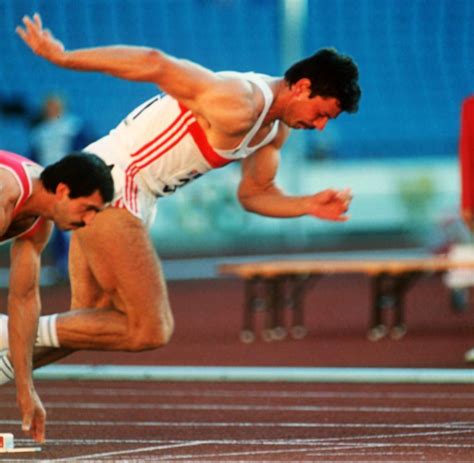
left=0, top=150, right=45, bottom=242
left=84, top=72, right=279, bottom=227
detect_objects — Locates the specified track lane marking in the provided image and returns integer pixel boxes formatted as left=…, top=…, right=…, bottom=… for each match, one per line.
left=4, top=401, right=474, bottom=414
left=2, top=419, right=474, bottom=429
left=51, top=441, right=205, bottom=461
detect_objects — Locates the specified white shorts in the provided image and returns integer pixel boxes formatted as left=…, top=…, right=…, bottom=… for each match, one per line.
left=84, top=136, right=157, bottom=228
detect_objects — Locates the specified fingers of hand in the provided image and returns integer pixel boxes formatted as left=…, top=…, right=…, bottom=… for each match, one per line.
left=22, top=410, right=32, bottom=434
left=22, top=408, right=46, bottom=443
left=309, top=203, right=350, bottom=221
left=15, top=25, right=26, bottom=40
left=16, top=16, right=36, bottom=46
left=336, top=188, right=352, bottom=202
left=336, top=189, right=353, bottom=213
left=22, top=419, right=31, bottom=432
left=21, top=14, right=43, bottom=40
left=33, top=12, right=43, bottom=28
left=23, top=15, right=37, bottom=35
left=31, top=415, right=46, bottom=443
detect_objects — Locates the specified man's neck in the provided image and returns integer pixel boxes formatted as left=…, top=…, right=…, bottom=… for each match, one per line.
left=263, top=79, right=288, bottom=125
left=15, top=178, right=53, bottom=221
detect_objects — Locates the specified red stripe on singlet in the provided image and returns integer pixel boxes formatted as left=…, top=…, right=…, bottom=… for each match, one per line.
left=128, top=113, right=194, bottom=169
left=130, top=109, right=187, bottom=158
left=123, top=103, right=233, bottom=211
left=124, top=114, right=194, bottom=211
left=18, top=217, right=46, bottom=240
left=178, top=103, right=232, bottom=168
left=124, top=109, right=195, bottom=211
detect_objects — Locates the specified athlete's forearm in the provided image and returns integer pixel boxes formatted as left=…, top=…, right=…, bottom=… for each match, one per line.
left=8, top=238, right=43, bottom=394
left=8, top=298, right=40, bottom=393
left=238, top=185, right=309, bottom=218
left=239, top=184, right=351, bottom=222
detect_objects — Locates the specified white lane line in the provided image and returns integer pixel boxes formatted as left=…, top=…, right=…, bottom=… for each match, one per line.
left=154, top=446, right=335, bottom=462
left=152, top=431, right=474, bottom=462
left=9, top=424, right=474, bottom=453
left=133, top=461, right=466, bottom=463
left=311, top=450, right=425, bottom=456
left=11, top=431, right=474, bottom=461
left=4, top=420, right=474, bottom=459
left=2, top=419, right=474, bottom=429
left=13, top=428, right=474, bottom=448
left=5, top=386, right=474, bottom=401
left=15, top=438, right=181, bottom=446
left=9, top=401, right=474, bottom=414
left=150, top=440, right=451, bottom=462
left=307, top=441, right=474, bottom=457
left=51, top=441, right=205, bottom=462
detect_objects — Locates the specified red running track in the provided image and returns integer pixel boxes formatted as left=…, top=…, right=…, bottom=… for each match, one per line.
left=0, top=275, right=474, bottom=461
left=1, top=380, right=474, bottom=461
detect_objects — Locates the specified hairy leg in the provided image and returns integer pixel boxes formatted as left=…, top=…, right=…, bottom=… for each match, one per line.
left=55, top=207, right=174, bottom=351
left=30, top=227, right=111, bottom=367
left=29, top=207, right=174, bottom=376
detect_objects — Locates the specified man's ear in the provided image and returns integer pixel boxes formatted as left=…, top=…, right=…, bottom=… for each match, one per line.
left=291, top=78, right=312, bottom=96
left=55, top=182, right=70, bottom=199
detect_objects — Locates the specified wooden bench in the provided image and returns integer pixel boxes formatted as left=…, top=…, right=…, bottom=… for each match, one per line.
left=218, top=257, right=474, bottom=343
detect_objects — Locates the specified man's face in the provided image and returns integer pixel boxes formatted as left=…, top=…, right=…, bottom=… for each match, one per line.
left=283, top=79, right=342, bottom=131
left=53, top=184, right=105, bottom=230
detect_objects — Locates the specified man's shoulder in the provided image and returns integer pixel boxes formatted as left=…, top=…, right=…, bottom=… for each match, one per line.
left=0, top=169, right=22, bottom=211
left=0, top=152, right=38, bottom=204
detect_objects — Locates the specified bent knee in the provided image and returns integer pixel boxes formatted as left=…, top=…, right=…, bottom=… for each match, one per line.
left=127, top=320, right=174, bottom=352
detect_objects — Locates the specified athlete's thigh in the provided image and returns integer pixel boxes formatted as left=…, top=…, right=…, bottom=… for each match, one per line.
left=69, top=230, right=110, bottom=310
left=74, top=207, right=170, bottom=323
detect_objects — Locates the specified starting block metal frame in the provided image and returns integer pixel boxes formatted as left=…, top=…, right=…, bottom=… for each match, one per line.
left=219, top=257, right=474, bottom=343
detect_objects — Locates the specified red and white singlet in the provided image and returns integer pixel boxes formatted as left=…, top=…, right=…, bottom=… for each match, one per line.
left=84, top=72, right=279, bottom=226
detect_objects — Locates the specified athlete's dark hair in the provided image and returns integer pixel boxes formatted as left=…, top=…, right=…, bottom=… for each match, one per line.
left=40, top=152, right=114, bottom=202
left=284, top=47, right=361, bottom=113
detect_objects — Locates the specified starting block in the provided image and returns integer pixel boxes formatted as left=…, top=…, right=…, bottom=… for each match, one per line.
left=0, top=433, right=41, bottom=453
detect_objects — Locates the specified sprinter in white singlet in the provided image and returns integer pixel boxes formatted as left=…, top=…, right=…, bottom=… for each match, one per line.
left=14, top=13, right=361, bottom=442
left=85, top=72, right=280, bottom=225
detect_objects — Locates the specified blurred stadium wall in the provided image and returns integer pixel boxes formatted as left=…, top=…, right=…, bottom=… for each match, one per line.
left=0, top=0, right=472, bottom=257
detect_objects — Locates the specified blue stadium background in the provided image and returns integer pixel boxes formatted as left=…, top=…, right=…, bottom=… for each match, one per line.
left=0, top=0, right=473, bottom=256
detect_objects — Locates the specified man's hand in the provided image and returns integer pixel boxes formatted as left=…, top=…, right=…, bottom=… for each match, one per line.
left=307, top=188, right=352, bottom=222
left=17, top=388, right=46, bottom=443
left=16, top=13, right=65, bottom=64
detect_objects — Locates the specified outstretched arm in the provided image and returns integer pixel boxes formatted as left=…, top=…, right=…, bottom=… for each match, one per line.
left=8, top=221, right=52, bottom=443
left=16, top=13, right=221, bottom=109
left=238, top=125, right=352, bottom=220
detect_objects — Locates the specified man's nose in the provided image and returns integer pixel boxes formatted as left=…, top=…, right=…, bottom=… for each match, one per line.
left=314, top=117, right=329, bottom=131
left=82, top=210, right=97, bottom=226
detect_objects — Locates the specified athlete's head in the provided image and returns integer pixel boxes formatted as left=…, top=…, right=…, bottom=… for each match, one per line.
left=284, top=48, right=361, bottom=113
left=40, top=152, right=115, bottom=230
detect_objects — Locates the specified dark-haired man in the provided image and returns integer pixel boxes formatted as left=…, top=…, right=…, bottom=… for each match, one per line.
left=0, top=150, right=113, bottom=443
left=11, top=13, right=361, bottom=442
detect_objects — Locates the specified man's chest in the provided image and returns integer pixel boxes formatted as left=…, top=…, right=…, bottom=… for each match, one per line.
left=1, top=217, right=38, bottom=242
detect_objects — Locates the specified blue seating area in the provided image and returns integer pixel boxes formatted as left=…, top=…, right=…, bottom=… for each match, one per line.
left=305, top=0, right=474, bottom=158
left=0, top=0, right=473, bottom=160
left=0, top=0, right=279, bottom=153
